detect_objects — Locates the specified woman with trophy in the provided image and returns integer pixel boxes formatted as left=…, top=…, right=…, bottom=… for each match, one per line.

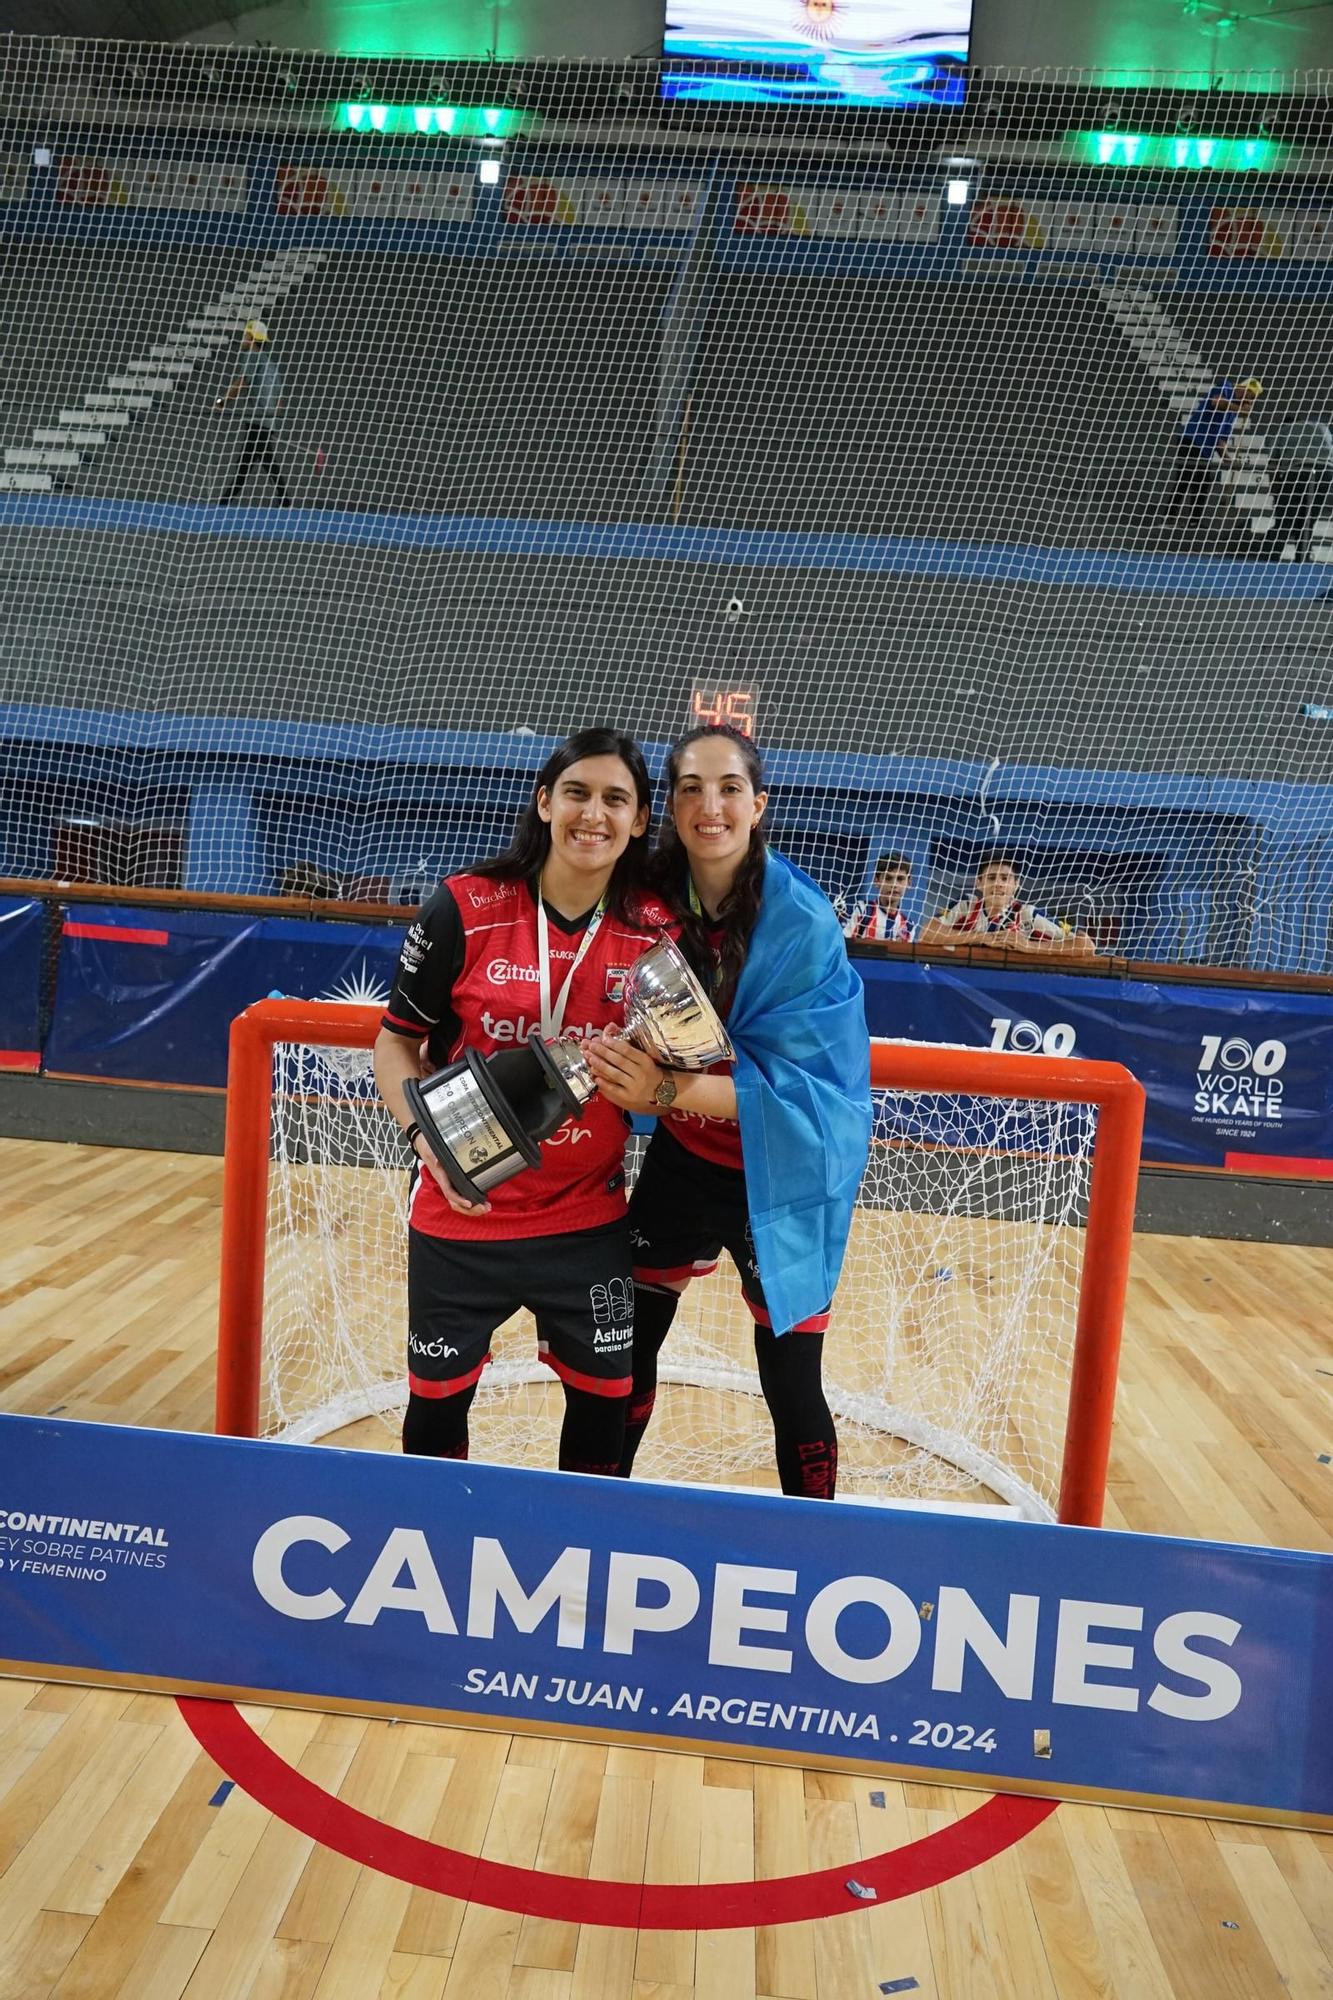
left=373, top=729, right=673, bottom=1477
left=586, top=724, right=873, bottom=1501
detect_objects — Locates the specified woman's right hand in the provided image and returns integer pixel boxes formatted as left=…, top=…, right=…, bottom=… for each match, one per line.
left=413, top=1136, right=491, bottom=1215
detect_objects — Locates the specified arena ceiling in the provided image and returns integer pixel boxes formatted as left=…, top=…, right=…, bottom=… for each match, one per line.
left=8, top=0, right=228, bottom=40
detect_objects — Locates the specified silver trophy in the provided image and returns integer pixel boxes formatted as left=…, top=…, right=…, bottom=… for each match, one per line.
left=619, top=934, right=734, bottom=1070
left=404, top=935, right=732, bottom=1202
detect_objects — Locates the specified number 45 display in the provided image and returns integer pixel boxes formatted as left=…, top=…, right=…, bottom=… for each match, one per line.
left=688, top=684, right=757, bottom=738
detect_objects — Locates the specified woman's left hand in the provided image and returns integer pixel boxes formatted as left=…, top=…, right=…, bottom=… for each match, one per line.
left=585, top=1033, right=666, bottom=1114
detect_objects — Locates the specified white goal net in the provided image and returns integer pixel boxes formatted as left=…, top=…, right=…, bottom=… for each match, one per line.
left=1, top=42, right=1331, bottom=972
left=243, top=1024, right=1133, bottom=1523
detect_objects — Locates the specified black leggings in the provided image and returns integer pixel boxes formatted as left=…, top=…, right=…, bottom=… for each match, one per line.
left=1168, top=441, right=1217, bottom=515
left=220, top=423, right=289, bottom=502
left=403, top=1380, right=625, bottom=1476
left=619, top=1282, right=838, bottom=1498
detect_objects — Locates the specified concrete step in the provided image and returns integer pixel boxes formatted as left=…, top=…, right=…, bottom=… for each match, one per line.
left=34, top=428, right=106, bottom=446
left=61, top=407, right=129, bottom=427
left=85, top=393, right=152, bottom=410
left=5, top=447, right=80, bottom=468
left=187, top=317, right=242, bottom=332
left=150, top=346, right=214, bottom=361
left=126, top=358, right=193, bottom=376
left=106, top=375, right=174, bottom=393
left=0, top=471, right=53, bottom=491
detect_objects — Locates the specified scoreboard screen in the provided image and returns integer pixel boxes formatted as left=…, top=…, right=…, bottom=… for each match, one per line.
left=686, top=684, right=758, bottom=738
left=662, top=0, right=969, bottom=107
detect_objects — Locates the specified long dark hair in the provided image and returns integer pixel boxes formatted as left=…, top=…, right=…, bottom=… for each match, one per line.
left=653, top=724, right=768, bottom=1007
left=473, top=729, right=653, bottom=922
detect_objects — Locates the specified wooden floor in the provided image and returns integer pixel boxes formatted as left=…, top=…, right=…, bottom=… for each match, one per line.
left=1, top=1135, right=1332, bottom=2000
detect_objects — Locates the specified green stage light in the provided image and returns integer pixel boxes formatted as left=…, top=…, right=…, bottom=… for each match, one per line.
left=1070, top=131, right=1281, bottom=171
left=335, top=102, right=512, bottom=137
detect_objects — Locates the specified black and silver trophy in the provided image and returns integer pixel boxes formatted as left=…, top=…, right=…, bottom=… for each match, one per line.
left=403, top=936, right=733, bottom=1202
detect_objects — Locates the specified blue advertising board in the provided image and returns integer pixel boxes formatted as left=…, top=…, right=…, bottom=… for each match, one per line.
left=44, top=907, right=400, bottom=1088
left=28, top=903, right=1333, bottom=1174
left=0, top=1414, right=1329, bottom=1826
left=857, top=956, right=1333, bottom=1177
left=0, top=898, right=44, bottom=1071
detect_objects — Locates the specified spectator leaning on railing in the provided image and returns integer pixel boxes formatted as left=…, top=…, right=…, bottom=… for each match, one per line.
left=918, top=854, right=1096, bottom=958
left=843, top=852, right=915, bottom=942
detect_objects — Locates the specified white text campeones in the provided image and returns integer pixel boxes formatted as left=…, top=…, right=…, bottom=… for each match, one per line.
left=252, top=1518, right=1242, bottom=1721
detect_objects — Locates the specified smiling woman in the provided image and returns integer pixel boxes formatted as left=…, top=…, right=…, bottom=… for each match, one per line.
left=586, top=725, right=874, bottom=1501
left=371, top=728, right=676, bottom=1477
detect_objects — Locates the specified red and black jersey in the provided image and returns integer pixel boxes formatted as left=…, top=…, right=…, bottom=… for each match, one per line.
left=382, top=872, right=674, bottom=1242
left=661, top=918, right=745, bottom=1173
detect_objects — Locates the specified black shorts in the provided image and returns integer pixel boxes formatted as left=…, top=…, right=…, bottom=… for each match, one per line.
left=627, top=1127, right=829, bottom=1334
left=407, top=1219, right=634, bottom=1401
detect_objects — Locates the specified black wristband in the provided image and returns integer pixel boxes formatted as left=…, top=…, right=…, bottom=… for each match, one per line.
left=403, top=1121, right=421, bottom=1151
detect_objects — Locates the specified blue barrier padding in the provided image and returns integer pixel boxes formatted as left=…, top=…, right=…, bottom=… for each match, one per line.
left=0, top=494, right=1323, bottom=597
left=857, top=956, right=1333, bottom=1174
left=0, top=1413, right=1330, bottom=1823
left=38, top=901, right=1333, bottom=1172
left=45, top=907, right=400, bottom=1088
left=0, top=899, right=45, bottom=1071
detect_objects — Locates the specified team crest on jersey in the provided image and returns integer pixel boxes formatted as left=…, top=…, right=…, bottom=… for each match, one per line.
left=589, top=1276, right=634, bottom=1325
left=604, top=966, right=631, bottom=1002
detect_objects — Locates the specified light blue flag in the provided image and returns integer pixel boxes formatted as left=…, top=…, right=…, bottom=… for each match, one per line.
left=728, top=850, right=873, bottom=1335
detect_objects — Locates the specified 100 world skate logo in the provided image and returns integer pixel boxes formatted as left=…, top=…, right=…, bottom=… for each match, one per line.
left=988, top=1016, right=1076, bottom=1058
left=1194, top=1035, right=1287, bottom=1123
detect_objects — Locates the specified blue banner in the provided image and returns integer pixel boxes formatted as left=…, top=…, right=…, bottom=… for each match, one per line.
left=45, top=908, right=400, bottom=1088
left=857, top=956, right=1333, bottom=1176
left=36, top=905, right=1333, bottom=1175
left=1, top=1414, right=1329, bottom=1824
left=0, top=898, right=44, bottom=1071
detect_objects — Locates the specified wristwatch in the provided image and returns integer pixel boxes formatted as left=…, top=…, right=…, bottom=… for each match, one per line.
left=653, top=1075, right=678, bottom=1111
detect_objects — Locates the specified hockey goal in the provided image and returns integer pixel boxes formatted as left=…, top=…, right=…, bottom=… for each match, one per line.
left=216, top=998, right=1144, bottom=1526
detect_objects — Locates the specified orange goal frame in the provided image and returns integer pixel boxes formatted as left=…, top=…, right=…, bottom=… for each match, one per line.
left=215, top=998, right=1145, bottom=1528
